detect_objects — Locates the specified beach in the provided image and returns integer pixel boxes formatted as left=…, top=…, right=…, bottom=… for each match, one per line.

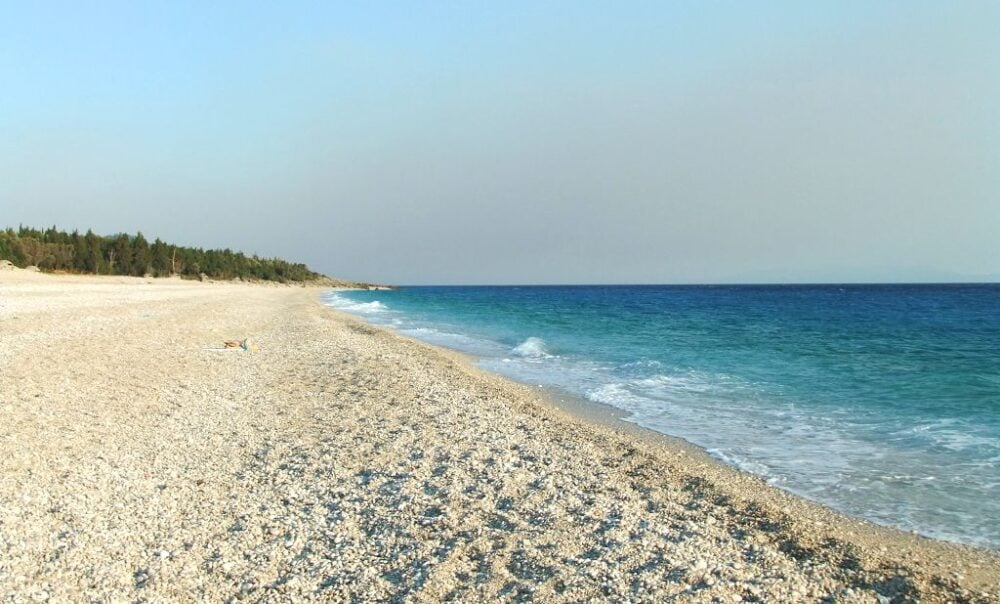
left=1, top=272, right=997, bottom=602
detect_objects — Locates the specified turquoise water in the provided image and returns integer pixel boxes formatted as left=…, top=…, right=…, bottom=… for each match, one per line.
left=324, top=284, right=1000, bottom=549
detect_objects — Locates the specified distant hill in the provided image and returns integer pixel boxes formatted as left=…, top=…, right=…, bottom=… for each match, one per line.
left=0, top=225, right=366, bottom=286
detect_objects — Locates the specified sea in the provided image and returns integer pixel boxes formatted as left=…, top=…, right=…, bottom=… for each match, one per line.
left=323, top=284, right=1000, bottom=549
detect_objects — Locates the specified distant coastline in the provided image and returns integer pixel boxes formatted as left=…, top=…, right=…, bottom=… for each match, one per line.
left=0, top=225, right=388, bottom=289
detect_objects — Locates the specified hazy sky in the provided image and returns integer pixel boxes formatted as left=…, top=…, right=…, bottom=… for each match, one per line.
left=1, top=2, right=997, bottom=284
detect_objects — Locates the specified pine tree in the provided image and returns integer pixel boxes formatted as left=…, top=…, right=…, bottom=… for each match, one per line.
left=132, top=232, right=151, bottom=276
left=150, top=238, right=170, bottom=276
left=111, top=234, right=132, bottom=275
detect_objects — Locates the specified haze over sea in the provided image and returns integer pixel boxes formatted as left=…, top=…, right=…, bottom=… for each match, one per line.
left=327, top=284, right=1000, bottom=549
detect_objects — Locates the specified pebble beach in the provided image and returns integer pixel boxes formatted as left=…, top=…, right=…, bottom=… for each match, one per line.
left=1, top=271, right=997, bottom=602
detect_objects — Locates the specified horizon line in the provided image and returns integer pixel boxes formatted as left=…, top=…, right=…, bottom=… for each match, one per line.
left=384, top=280, right=1000, bottom=288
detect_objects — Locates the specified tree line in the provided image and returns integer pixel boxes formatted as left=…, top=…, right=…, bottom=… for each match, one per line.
left=0, top=225, right=323, bottom=283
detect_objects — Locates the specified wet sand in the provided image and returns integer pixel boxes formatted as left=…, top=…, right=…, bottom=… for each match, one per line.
left=1, top=271, right=997, bottom=602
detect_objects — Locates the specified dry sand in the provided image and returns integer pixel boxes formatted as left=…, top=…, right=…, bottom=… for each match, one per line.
left=1, top=271, right=997, bottom=602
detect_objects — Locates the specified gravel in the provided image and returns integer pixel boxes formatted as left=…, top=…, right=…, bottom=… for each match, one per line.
left=0, top=272, right=997, bottom=602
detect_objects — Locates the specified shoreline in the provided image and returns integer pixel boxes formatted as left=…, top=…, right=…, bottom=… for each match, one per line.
left=1, top=271, right=997, bottom=601
left=322, top=291, right=997, bottom=555
left=316, top=295, right=1000, bottom=588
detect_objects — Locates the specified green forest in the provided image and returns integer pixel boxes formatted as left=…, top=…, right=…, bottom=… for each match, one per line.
left=0, top=225, right=323, bottom=283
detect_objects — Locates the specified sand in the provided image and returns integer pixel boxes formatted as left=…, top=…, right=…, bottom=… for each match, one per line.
left=1, top=271, right=997, bottom=602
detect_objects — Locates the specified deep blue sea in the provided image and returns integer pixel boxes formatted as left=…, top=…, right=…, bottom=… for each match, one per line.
left=324, top=284, right=1000, bottom=549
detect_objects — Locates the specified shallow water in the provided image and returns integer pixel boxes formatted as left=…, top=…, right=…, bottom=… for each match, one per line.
left=325, top=284, right=1000, bottom=549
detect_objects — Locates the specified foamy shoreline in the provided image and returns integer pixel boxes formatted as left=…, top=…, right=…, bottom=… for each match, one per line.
left=1, top=271, right=997, bottom=602
left=324, top=286, right=1000, bottom=551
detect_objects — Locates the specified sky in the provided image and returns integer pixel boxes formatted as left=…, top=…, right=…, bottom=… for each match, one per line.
left=1, top=1, right=997, bottom=284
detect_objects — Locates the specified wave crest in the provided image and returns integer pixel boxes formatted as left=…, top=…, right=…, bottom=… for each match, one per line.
left=323, top=293, right=389, bottom=315
left=511, top=337, right=551, bottom=358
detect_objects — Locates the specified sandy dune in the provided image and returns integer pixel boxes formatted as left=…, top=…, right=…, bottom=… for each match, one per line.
left=0, top=272, right=996, bottom=602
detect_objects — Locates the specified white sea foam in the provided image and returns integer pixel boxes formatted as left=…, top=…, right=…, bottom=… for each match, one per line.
left=349, top=300, right=389, bottom=313
left=323, top=293, right=391, bottom=315
left=326, top=293, right=510, bottom=357
left=633, top=373, right=717, bottom=394
left=587, top=383, right=646, bottom=408
left=511, top=337, right=552, bottom=359
left=904, top=420, right=999, bottom=453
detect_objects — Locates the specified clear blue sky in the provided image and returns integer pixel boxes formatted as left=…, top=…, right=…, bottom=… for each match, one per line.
left=2, top=1, right=997, bottom=283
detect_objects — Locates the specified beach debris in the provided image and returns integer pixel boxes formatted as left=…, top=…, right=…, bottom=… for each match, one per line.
left=222, top=337, right=256, bottom=351
left=204, top=337, right=258, bottom=352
